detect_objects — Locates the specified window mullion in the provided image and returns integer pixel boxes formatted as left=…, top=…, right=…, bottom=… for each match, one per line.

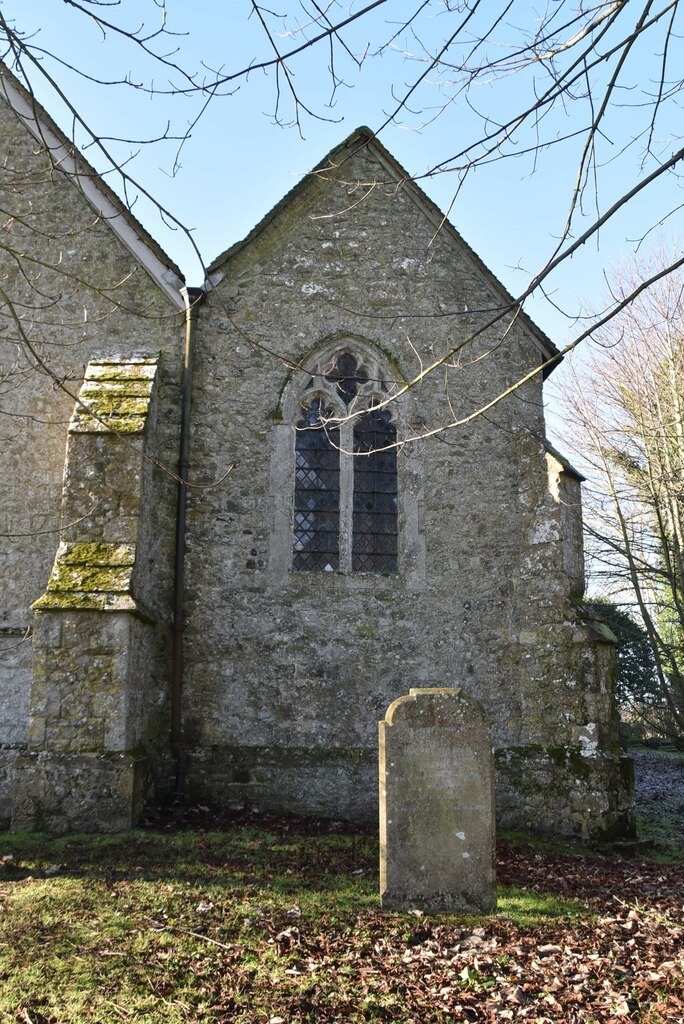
left=339, top=422, right=353, bottom=573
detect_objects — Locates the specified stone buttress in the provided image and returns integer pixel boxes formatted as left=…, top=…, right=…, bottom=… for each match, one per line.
left=11, top=358, right=164, bottom=832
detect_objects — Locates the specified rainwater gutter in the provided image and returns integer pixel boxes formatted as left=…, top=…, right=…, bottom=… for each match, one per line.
left=171, top=285, right=204, bottom=805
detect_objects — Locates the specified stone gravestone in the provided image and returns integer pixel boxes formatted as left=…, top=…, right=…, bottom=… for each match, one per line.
left=379, top=687, right=496, bottom=914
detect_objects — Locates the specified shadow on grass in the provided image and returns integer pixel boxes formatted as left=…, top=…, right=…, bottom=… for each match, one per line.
left=0, top=815, right=379, bottom=900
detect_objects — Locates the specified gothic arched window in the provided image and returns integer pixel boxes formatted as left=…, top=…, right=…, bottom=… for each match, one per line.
left=291, top=351, right=398, bottom=574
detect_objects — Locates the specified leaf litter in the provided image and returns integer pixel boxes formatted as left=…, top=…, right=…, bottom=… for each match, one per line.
left=0, top=752, right=682, bottom=1022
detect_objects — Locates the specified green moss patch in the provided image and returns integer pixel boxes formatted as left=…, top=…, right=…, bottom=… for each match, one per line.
left=33, top=542, right=138, bottom=611
left=69, top=357, right=158, bottom=434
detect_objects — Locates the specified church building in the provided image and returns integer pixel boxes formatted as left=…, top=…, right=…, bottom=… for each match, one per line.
left=0, top=63, right=634, bottom=838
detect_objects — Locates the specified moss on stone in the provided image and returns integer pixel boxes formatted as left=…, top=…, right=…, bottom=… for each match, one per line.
left=87, top=360, right=158, bottom=381
left=496, top=743, right=592, bottom=797
left=59, top=543, right=135, bottom=566
left=33, top=590, right=139, bottom=612
left=85, top=380, right=153, bottom=397
left=81, top=396, right=151, bottom=416
left=549, top=745, right=593, bottom=777
left=69, top=358, right=158, bottom=435
left=32, top=543, right=138, bottom=612
left=71, top=417, right=148, bottom=435
left=46, top=564, right=132, bottom=593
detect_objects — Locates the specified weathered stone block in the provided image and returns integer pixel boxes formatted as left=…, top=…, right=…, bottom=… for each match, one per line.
left=10, top=750, right=152, bottom=833
left=495, top=745, right=635, bottom=840
left=186, top=743, right=377, bottom=821
left=0, top=751, right=22, bottom=828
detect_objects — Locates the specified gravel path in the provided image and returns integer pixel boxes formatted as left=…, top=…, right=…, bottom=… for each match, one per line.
left=633, top=747, right=684, bottom=851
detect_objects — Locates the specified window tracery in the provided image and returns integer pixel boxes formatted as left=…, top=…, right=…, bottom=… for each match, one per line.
left=291, top=350, right=398, bottom=574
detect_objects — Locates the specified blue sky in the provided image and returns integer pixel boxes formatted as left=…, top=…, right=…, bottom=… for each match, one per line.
left=3, top=0, right=683, bottom=425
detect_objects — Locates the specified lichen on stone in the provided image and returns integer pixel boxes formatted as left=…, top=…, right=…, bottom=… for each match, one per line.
left=69, top=357, right=159, bottom=434
left=87, top=358, right=158, bottom=380
left=32, top=541, right=139, bottom=612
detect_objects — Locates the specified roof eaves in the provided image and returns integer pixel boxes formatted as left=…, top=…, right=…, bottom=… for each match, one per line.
left=543, top=440, right=585, bottom=481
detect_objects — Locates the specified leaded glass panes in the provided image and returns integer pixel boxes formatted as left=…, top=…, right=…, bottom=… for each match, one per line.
left=291, top=353, right=398, bottom=574
left=352, top=408, right=398, bottom=572
left=292, top=399, right=340, bottom=571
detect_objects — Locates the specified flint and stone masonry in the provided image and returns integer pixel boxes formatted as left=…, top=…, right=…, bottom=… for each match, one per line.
left=0, top=58, right=635, bottom=838
left=181, top=129, right=634, bottom=841
left=379, top=688, right=496, bottom=914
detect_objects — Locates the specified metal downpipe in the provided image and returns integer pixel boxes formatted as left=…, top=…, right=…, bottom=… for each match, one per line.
left=170, top=285, right=204, bottom=805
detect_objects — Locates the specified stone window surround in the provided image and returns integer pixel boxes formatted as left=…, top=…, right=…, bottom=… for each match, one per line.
left=269, top=335, right=427, bottom=589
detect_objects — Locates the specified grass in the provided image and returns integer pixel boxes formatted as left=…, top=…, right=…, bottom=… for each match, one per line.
left=0, top=823, right=589, bottom=1024
left=636, top=811, right=684, bottom=862
left=495, top=885, right=586, bottom=924
left=631, top=744, right=684, bottom=861
left=3, top=748, right=683, bottom=1021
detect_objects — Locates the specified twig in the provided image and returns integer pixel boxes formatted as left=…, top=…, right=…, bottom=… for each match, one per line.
left=146, top=917, right=234, bottom=952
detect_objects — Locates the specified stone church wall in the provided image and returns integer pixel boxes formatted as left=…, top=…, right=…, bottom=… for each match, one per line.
left=0, top=84, right=633, bottom=839
left=182, top=137, right=633, bottom=840
left=0, top=86, right=183, bottom=828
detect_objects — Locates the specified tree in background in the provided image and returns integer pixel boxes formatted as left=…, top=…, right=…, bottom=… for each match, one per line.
left=584, top=598, right=675, bottom=742
left=566, top=255, right=684, bottom=741
left=588, top=599, right=659, bottom=707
